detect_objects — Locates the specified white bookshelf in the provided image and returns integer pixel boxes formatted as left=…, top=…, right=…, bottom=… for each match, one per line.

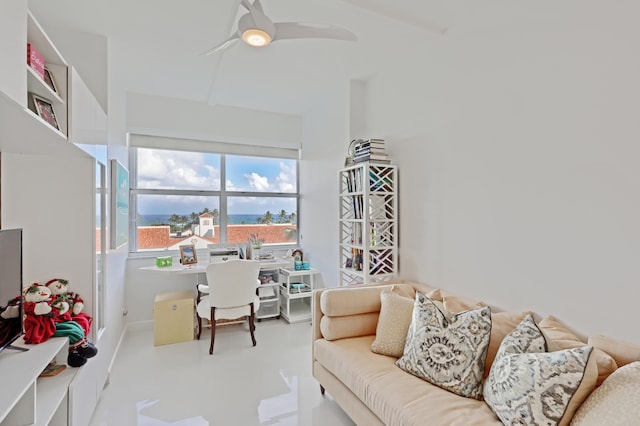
left=0, top=337, right=76, bottom=425
left=339, top=162, right=398, bottom=286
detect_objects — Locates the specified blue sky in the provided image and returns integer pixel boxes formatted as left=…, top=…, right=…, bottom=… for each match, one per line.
left=136, top=148, right=297, bottom=215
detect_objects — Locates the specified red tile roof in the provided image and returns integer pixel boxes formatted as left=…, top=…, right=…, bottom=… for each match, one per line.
left=137, top=224, right=296, bottom=250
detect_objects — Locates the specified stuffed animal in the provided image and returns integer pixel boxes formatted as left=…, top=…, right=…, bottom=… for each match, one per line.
left=22, top=283, right=57, bottom=344
left=44, top=278, right=97, bottom=367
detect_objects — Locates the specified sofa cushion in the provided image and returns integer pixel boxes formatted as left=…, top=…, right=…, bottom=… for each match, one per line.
left=484, top=315, right=597, bottom=426
left=320, top=312, right=379, bottom=341
left=570, top=361, right=640, bottom=426
left=588, top=334, right=640, bottom=367
left=370, top=287, right=442, bottom=357
left=320, top=283, right=420, bottom=317
left=314, top=336, right=502, bottom=425
left=484, top=311, right=532, bottom=377
left=395, top=292, right=491, bottom=399
left=539, top=316, right=618, bottom=386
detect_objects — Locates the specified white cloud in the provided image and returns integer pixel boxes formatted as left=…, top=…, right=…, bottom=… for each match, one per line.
left=137, top=149, right=220, bottom=190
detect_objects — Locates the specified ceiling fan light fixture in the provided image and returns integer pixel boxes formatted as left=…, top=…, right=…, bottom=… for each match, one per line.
left=242, top=28, right=271, bottom=47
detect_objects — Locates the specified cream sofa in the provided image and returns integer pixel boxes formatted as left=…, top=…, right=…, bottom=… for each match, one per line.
left=311, top=281, right=640, bottom=426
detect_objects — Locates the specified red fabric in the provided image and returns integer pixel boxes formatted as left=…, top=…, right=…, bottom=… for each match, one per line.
left=67, top=312, right=92, bottom=336
left=23, top=313, right=56, bottom=344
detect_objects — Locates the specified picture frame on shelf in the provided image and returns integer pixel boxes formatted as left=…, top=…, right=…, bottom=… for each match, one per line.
left=179, top=244, right=198, bottom=265
left=31, top=94, right=59, bottom=131
left=110, top=159, right=129, bottom=249
left=43, top=68, right=58, bottom=94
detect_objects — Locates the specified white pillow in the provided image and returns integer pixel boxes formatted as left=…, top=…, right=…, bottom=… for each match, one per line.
left=570, top=361, right=640, bottom=426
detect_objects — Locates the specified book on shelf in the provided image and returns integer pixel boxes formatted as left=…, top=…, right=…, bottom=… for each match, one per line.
left=27, top=43, right=45, bottom=80
left=354, top=155, right=391, bottom=164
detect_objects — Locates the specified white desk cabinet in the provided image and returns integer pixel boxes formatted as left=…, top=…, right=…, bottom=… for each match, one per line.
left=278, top=268, right=319, bottom=323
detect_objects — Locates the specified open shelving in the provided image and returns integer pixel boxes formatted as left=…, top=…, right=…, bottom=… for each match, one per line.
left=339, top=162, right=398, bottom=286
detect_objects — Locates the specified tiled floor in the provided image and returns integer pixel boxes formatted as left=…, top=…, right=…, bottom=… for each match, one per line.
left=89, top=319, right=355, bottom=425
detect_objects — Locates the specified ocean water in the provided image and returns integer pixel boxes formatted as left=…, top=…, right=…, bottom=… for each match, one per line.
left=138, top=214, right=275, bottom=226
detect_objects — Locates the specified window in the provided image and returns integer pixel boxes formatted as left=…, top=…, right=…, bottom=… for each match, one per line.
left=129, top=140, right=298, bottom=254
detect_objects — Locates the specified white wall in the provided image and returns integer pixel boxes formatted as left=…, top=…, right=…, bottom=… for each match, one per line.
left=364, top=2, right=640, bottom=342
left=299, top=84, right=351, bottom=288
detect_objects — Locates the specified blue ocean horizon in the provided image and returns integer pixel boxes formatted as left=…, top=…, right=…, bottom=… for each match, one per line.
left=138, top=213, right=273, bottom=226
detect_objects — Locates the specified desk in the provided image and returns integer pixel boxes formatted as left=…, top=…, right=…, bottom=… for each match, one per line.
left=140, top=259, right=292, bottom=321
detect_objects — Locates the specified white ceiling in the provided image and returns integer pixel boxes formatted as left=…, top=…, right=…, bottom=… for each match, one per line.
left=28, top=0, right=459, bottom=116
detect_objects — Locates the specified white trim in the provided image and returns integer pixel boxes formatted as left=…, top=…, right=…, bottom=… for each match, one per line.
left=129, top=133, right=299, bottom=159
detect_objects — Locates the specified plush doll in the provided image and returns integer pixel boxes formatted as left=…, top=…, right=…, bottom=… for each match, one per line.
left=44, top=278, right=97, bottom=367
left=22, top=283, right=57, bottom=344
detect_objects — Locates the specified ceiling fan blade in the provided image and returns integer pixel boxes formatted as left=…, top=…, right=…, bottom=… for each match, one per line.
left=239, top=0, right=273, bottom=32
left=273, top=22, right=357, bottom=42
left=201, top=33, right=240, bottom=55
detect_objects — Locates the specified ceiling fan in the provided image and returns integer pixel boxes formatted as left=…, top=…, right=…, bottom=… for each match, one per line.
left=203, top=0, right=358, bottom=54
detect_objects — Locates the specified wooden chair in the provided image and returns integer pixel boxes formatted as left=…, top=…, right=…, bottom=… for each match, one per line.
left=195, top=260, right=261, bottom=354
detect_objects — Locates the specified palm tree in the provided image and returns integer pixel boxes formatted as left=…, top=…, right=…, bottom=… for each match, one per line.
left=169, top=214, right=180, bottom=232
left=211, top=208, right=219, bottom=225
left=278, top=209, right=287, bottom=223
left=289, top=212, right=297, bottom=224
left=179, top=215, right=189, bottom=230
left=263, top=211, right=273, bottom=224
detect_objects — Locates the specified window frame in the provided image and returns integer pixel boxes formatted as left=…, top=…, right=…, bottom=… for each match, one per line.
left=128, top=144, right=300, bottom=256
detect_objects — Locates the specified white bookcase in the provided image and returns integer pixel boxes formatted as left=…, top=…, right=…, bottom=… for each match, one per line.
left=0, top=337, right=76, bottom=425
left=339, top=162, right=398, bottom=286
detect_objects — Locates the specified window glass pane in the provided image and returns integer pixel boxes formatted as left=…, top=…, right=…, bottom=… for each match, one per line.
left=135, top=194, right=220, bottom=251
left=136, top=148, right=221, bottom=190
left=226, top=155, right=296, bottom=193
left=227, top=196, right=297, bottom=245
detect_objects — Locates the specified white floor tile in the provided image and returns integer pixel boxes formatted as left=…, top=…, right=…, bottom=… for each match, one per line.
left=89, top=319, right=354, bottom=426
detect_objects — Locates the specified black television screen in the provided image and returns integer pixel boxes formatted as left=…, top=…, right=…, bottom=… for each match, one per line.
left=0, top=229, right=23, bottom=352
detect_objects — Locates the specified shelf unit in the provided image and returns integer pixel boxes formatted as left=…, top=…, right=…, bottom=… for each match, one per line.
left=256, top=267, right=281, bottom=320
left=0, top=5, right=108, bottom=426
left=0, top=337, right=77, bottom=425
left=26, top=11, right=69, bottom=138
left=339, top=162, right=398, bottom=286
left=279, top=268, right=319, bottom=323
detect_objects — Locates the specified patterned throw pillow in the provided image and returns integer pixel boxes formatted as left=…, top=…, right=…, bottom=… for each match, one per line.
left=395, top=291, right=491, bottom=399
left=484, top=315, right=597, bottom=426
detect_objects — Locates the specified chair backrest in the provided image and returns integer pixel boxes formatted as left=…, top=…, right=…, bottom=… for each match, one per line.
left=205, top=260, right=261, bottom=309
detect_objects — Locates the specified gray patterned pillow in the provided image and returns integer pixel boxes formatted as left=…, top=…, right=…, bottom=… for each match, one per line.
left=484, top=315, right=597, bottom=426
left=395, top=291, right=491, bottom=399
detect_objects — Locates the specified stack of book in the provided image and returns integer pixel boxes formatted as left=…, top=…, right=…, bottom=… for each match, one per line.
left=353, top=139, right=390, bottom=164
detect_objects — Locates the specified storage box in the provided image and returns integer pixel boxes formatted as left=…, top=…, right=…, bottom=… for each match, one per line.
left=27, top=43, right=45, bottom=79
left=257, top=299, right=279, bottom=318
left=153, top=290, right=194, bottom=346
left=155, top=256, right=172, bottom=268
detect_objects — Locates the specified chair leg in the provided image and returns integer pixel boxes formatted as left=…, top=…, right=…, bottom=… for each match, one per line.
left=196, top=315, right=202, bottom=340
left=209, top=307, right=216, bottom=355
left=249, top=302, right=257, bottom=347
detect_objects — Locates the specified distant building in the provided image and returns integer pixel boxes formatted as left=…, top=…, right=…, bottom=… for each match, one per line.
left=191, top=212, right=215, bottom=237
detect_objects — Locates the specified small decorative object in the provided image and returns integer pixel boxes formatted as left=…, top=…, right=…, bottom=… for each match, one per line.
left=302, top=261, right=310, bottom=270
left=43, top=68, right=57, bottom=94
left=156, top=256, right=172, bottom=268
left=292, top=249, right=303, bottom=262
left=345, top=139, right=362, bottom=166
left=294, top=261, right=303, bottom=270
left=31, top=94, right=59, bottom=131
left=27, top=43, right=45, bottom=79
left=248, top=233, right=265, bottom=249
left=179, top=244, right=198, bottom=265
